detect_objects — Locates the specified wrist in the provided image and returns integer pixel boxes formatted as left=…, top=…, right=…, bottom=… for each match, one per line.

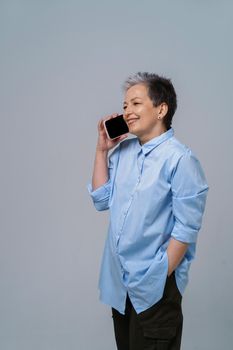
left=96, top=148, right=108, bottom=155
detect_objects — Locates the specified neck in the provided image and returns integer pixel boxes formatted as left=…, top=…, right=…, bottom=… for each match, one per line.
left=139, top=126, right=168, bottom=145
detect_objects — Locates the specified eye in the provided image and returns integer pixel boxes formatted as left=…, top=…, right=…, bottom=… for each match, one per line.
left=133, top=102, right=140, bottom=105
left=123, top=106, right=127, bottom=110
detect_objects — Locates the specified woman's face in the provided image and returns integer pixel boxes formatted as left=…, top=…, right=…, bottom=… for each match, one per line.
left=123, top=84, right=166, bottom=143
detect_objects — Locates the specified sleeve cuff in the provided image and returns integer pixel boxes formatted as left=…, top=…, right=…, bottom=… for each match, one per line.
left=86, top=179, right=112, bottom=211
left=171, top=223, right=198, bottom=243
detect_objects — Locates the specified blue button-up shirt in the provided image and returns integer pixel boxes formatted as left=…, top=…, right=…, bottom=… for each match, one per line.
left=87, top=128, right=208, bottom=314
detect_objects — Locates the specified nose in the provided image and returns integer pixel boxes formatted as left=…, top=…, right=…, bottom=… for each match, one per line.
left=124, top=105, right=133, bottom=117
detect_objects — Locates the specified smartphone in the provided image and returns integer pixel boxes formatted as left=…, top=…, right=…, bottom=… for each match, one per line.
left=104, top=114, right=129, bottom=140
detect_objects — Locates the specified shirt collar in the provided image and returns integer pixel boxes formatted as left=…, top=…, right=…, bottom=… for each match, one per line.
left=136, top=127, right=174, bottom=156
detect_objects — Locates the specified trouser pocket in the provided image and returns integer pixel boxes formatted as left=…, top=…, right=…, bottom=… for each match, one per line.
left=137, top=272, right=183, bottom=349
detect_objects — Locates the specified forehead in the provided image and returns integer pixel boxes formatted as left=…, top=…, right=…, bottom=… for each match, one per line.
left=124, top=84, right=149, bottom=102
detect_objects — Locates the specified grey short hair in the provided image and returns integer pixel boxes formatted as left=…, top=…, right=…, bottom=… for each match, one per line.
left=122, top=72, right=177, bottom=129
left=122, top=72, right=157, bottom=91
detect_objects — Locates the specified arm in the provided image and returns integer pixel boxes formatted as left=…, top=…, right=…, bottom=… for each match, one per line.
left=167, top=149, right=209, bottom=273
left=87, top=114, right=128, bottom=211
left=92, top=114, right=128, bottom=190
left=167, top=238, right=189, bottom=276
left=92, top=149, right=109, bottom=191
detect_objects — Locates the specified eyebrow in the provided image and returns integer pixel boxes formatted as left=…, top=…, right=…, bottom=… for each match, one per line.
left=123, top=97, right=142, bottom=105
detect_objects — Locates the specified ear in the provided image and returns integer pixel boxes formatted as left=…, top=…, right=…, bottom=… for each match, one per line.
left=157, top=103, right=168, bottom=120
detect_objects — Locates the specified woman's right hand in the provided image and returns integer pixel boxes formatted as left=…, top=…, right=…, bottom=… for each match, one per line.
left=96, top=113, right=128, bottom=152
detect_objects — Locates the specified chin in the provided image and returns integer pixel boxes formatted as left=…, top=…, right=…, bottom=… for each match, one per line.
left=129, top=125, right=141, bottom=134
left=130, top=128, right=143, bottom=137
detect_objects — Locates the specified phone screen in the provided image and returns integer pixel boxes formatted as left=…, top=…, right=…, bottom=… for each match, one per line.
left=104, top=115, right=129, bottom=139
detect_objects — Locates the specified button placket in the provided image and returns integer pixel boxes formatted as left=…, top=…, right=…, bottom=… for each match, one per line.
left=116, top=151, right=145, bottom=251
left=137, top=150, right=145, bottom=177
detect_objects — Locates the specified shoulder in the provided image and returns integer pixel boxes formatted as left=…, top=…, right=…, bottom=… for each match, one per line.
left=166, top=135, right=201, bottom=164
left=108, top=137, right=136, bottom=165
left=115, top=137, right=138, bottom=157
left=167, top=136, right=189, bottom=158
left=120, top=136, right=138, bottom=149
left=167, top=137, right=208, bottom=188
left=164, top=135, right=207, bottom=183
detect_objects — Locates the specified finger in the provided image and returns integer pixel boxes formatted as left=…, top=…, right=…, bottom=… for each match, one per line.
left=106, top=113, right=118, bottom=120
left=113, top=134, right=128, bottom=143
left=120, top=134, right=128, bottom=140
left=99, top=116, right=107, bottom=126
left=97, top=119, right=103, bottom=129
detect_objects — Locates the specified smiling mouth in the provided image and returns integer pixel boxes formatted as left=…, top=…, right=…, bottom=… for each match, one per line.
left=128, top=119, right=139, bottom=125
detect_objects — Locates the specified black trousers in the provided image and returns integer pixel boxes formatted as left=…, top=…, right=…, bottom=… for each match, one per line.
left=112, top=272, right=183, bottom=350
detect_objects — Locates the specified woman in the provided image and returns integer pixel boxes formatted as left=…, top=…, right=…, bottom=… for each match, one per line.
left=87, top=72, right=209, bottom=350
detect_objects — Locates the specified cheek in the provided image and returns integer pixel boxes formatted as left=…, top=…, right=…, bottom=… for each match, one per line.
left=135, top=105, right=146, bottom=115
left=142, top=116, right=156, bottom=129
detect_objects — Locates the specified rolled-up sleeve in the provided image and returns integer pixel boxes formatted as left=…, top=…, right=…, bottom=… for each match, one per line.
left=87, top=146, right=120, bottom=211
left=170, top=149, right=209, bottom=243
left=87, top=178, right=112, bottom=211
